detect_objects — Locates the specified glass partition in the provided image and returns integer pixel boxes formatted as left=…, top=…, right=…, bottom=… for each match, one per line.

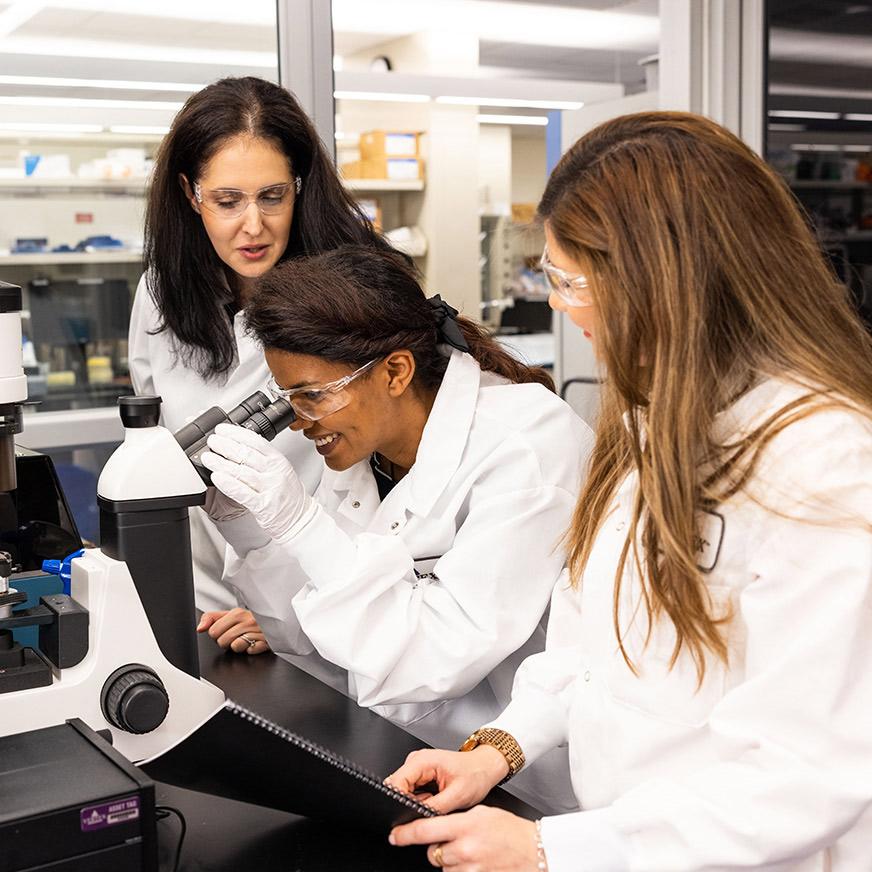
left=766, top=0, right=872, bottom=328
left=0, top=1, right=280, bottom=417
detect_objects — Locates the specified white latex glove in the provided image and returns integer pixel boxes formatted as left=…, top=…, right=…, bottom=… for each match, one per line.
left=201, top=423, right=316, bottom=543
left=202, top=485, right=247, bottom=522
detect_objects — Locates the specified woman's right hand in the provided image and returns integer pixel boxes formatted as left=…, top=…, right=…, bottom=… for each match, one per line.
left=197, top=608, right=271, bottom=655
left=385, top=746, right=509, bottom=814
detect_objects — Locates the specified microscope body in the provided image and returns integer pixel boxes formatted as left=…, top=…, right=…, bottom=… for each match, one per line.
left=1, top=391, right=226, bottom=762
left=0, top=278, right=292, bottom=764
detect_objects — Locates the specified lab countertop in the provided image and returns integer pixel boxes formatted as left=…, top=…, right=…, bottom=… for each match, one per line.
left=154, top=630, right=538, bottom=871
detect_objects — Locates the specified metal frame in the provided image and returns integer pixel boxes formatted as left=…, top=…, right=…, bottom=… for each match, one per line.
left=659, top=0, right=766, bottom=154
left=276, top=0, right=336, bottom=159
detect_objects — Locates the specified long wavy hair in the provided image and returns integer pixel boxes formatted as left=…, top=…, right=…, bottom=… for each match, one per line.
left=144, top=76, right=388, bottom=379
left=247, top=244, right=554, bottom=393
left=540, top=111, right=872, bottom=677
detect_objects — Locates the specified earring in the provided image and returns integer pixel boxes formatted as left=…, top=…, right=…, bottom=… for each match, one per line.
left=295, top=176, right=303, bottom=194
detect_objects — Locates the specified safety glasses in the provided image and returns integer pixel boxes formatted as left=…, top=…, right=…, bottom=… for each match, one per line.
left=266, top=359, right=379, bottom=421
left=193, top=179, right=299, bottom=219
left=540, top=246, right=594, bottom=308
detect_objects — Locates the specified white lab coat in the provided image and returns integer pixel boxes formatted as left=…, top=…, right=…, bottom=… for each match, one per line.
left=221, top=349, right=594, bottom=812
left=128, top=274, right=323, bottom=612
left=489, top=377, right=872, bottom=871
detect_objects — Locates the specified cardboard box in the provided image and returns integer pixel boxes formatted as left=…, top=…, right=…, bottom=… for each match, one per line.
left=343, top=156, right=424, bottom=181
left=511, top=203, right=537, bottom=224
left=360, top=130, right=421, bottom=159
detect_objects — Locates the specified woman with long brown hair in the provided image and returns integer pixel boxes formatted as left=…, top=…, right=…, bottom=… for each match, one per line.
left=388, top=112, right=872, bottom=870
left=200, top=244, right=592, bottom=812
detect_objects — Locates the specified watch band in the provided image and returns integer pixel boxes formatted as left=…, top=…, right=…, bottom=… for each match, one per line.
left=459, top=727, right=525, bottom=784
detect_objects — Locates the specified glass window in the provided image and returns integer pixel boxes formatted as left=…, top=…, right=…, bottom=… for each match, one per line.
left=0, top=2, right=280, bottom=419
left=331, top=0, right=659, bottom=419
left=766, top=0, right=872, bottom=330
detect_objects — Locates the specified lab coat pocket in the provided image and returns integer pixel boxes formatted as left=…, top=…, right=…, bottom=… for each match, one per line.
left=604, top=585, right=733, bottom=729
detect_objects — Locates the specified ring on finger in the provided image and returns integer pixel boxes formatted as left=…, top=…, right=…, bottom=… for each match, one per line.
left=240, top=633, right=257, bottom=649
left=431, top=843, right=444, bottom=867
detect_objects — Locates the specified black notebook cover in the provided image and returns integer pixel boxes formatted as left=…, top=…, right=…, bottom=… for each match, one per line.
left=142, top=701, right=437, bottom=831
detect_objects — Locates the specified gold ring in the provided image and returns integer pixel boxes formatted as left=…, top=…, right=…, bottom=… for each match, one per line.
left=240, top=633, right=257, bottom=648
left=432, top=843, right=444, bottom=867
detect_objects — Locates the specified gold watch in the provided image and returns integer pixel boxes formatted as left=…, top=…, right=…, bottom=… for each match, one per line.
left=459, top=727, right=525, bottom=784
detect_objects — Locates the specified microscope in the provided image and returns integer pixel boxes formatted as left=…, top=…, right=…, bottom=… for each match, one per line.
left=0, top=279, right=295, bottom=762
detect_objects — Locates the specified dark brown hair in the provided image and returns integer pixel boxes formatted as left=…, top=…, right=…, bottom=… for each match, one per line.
left=144, top=76, right=389, bottom=379
left=247, top=244, right=554, bottom=392
left=540, top=111, right=872, bottom=678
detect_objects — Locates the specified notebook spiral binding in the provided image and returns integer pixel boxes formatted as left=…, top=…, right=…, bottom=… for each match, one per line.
left=225, top=700, right=438, bottom=818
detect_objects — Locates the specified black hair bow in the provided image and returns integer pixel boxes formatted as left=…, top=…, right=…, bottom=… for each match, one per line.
left=427, top=294, right=470, bottom=352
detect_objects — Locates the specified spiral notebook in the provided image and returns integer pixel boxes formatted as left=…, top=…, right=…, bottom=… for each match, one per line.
left=142, top=700, right=437, bottom=831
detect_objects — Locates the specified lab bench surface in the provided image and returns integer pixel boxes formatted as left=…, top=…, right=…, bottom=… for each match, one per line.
left=154, top=631, right=539, bottom=871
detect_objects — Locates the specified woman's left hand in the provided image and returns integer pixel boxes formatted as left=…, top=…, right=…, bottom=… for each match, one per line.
left=389, top=806, right=539, bottom=871
left=201, top=423, right=312, bottom=542
left=197, top=608, right=271, bottom=655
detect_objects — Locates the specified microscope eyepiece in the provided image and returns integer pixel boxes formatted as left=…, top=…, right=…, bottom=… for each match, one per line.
left=172, top=392, right=296, bottom=485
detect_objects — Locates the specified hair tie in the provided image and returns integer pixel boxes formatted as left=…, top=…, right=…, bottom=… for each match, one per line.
left=427, top=294, right=470, bottom=352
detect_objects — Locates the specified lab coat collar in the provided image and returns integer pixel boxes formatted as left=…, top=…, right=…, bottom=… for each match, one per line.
left=405, top=349, right=480, bottom=517
left=325, top=350, right=480, bottom=517
left=620, top=377, right=806, bottom=448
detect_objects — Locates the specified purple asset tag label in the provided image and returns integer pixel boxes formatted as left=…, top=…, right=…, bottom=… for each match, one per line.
left=80, top=795, right=140, bottom=831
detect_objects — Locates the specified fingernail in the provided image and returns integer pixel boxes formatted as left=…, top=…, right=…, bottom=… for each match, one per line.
left=388, top=833, right=396, bottom=845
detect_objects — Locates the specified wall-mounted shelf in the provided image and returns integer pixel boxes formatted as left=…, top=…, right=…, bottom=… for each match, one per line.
left=343, top=178, right=424, bottom=192
left=0, top=176, right=426, bottom=194
left=0, top=251, right=143, bottom=266
left=0, top=178, right=147, bottom=192
left=790, top=180, right=872, bottom=190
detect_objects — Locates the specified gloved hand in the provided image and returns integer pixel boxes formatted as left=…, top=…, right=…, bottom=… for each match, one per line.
left=203, top=485, right=247, bottom=522
left=201, top=423, right=316, bottom=544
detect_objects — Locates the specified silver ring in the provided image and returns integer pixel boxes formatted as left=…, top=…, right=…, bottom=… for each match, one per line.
left=240, top=633, right=257, bottom=648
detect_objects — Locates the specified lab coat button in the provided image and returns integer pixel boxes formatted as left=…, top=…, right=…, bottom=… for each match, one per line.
left=351, top=500, right=361, bottom=508
left=583, top=670, right=591, bottom=682
left=616, top=521, right=625, bottom=531
left=390, top=521, right=400, bottom=530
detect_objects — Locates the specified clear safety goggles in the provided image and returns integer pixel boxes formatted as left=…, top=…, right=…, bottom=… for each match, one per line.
left=266, top=359, right=379, bottom=421
left=193, top=179, right=299, bottom=219
left=540, top=246, right=594, bottom=308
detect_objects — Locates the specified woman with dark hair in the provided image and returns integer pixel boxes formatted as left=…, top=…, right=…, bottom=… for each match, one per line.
left=388, top=112, right=872, bottom=871
left=128, top=76, right=389, bottom=613
left=200, top=244, right=592, bottom=813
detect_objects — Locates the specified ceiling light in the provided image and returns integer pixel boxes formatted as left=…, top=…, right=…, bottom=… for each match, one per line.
left=789, top=143, right=842, bottom=151
left=0, top=121, right=103, bottom=133
left=844, top=144, right=872, bottom=152
left=439, top=96, right=582, bottom=110
left=11, top=0, right=275, bottom=24
left=332, top=0, right=658, bottom=51
left=109, top=125, right=171, bottom=135
left=334, top=90, right=430, bottom=103
left=478, top=114, right=548, bottom=126
left=844, top=113, right=872, bottom=122
left=0, top=95, right=182, bottom=110
left=0, top=37, right=275, bottom=68
left=0, top=2, right=44, bottom=39
left=0, top=75, right=199, bottom=92
left=769, top=110, right=842, bottom=120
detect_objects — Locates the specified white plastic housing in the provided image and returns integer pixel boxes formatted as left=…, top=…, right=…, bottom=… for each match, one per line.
left=98, top=424, right=206, bottom=501
left=0, top=548, right=225, bottom=763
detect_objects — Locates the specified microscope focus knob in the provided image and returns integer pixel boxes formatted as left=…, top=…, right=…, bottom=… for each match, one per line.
left=101, top=665, right=169, bottom=734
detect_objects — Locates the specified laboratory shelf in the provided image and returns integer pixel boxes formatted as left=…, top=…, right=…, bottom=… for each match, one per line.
left=790, top=180, right=872, bottom=190
left=342, top=178, right=424, bottom=192
left=0, top=178, right=147, bottom=192
left=0, top=251, right=143, bottom=266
